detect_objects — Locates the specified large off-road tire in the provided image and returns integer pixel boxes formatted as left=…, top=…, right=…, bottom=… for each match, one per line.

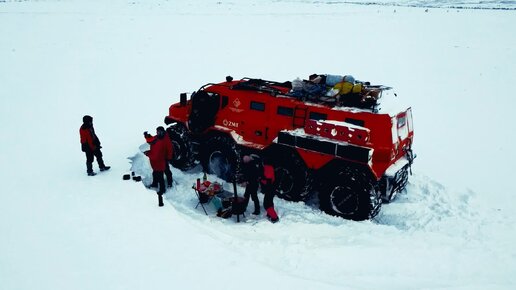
left=167, top=123, right=195, bottom=170
left=268, top=149, right=312, bottom=202
left=319, top=165, right=381, bottom=221
left=200, top=135, right=241, bottom=182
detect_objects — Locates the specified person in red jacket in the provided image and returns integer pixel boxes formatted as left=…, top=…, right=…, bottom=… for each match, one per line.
left=261, top=157, right=278, bottom=223
left=156, top=126, right=174, bottom=188
left=144, top=130, right=168, bottom=207
left=80, top=115, right=110, bottom=176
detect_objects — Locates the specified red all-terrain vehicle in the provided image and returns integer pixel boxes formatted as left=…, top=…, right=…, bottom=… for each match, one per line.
left=163, top=76, right=415, bottom=220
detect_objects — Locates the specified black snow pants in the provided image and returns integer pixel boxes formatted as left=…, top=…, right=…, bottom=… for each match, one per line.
left=85, top=148, right=105, bottom=173
left=152, top=171, right=166, bottom=195
left=243, top=181, right=260, bottom=213
left=164, top=162, right=173, bottom=187
left=152, top=170, right=165, bottom=207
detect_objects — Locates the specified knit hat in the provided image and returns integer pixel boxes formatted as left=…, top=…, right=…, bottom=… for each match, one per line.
left=83, top=115, right=93, bottom=123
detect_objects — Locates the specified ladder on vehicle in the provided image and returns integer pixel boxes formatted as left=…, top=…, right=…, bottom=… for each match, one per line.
left=293, top=106, right=308, bottom=128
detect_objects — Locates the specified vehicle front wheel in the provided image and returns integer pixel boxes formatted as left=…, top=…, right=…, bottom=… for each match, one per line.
left=201, top=135, right=241, bottom=182
left=167, top=123, right=195, bottom=170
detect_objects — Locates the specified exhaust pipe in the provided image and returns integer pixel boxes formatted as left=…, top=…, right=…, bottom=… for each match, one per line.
left=180, top=93, right=187, bottom=106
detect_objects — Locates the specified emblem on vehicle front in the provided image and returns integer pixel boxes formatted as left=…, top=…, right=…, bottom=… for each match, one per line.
left=233, top=98, right=241, bottom=108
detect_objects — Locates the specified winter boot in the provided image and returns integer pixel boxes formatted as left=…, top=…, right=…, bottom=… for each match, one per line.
left=86, top=162, right=94, bottom=175
left=100, top=166, right=111, bottom=171
left=266, top=207, right=279, bottom=223
left=252, top=200, right=260, bottom=215
left=97, top=157, right=107, bottom=170
left=158, top=193, right=164, bottom=207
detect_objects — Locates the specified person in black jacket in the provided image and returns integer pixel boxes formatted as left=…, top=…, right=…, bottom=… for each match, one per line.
left=239, top=154, right=279, bottom=222
left=240, top=154, right=263, bottom=215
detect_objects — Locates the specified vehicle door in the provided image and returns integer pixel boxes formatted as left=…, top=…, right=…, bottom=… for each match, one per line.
left=188, top=90, right=220, bottom=134
left=240, top=97, right=270, bottom=146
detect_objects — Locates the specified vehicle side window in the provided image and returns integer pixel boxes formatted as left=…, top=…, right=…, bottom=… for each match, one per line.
left=221, top=96, right=229, bottom=109
left=397, top=115, right=408, bottom=139
left=397, top=116, right=406, bottom=128
left=345, top=118, right=365, bottom=127
left=251, top=101, right=265, bottom=112
left=277, top=106, right=293, bottom=116
left=309, top=112, right=327, bottom=120
left=207, top=92, right=221, bottom=110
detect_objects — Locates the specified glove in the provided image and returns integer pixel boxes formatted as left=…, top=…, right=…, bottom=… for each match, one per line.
left=143, top=131, right=151, bottom=138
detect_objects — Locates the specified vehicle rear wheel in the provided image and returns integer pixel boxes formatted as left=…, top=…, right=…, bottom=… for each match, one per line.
left=167, top=123, right=195, bottom=170
left=201, top=135, right=241, bottom=182
left=319, top=165, right=381, bottom=221
left=268, top=149, right=312, bottom=202
left=380, top=165, right=409, bottom=203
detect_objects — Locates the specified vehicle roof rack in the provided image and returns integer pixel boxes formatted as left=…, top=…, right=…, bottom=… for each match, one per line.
left=231, top=78, right=291, bottom=96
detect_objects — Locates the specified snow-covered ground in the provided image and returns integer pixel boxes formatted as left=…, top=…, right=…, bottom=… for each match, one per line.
left=1, top=1, right=515, bottom=289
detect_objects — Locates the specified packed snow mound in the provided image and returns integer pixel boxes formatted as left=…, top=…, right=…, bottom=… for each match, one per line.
left=129, top=151, right=497, bottom=236
left=128, top=151, right=514, bottom=287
